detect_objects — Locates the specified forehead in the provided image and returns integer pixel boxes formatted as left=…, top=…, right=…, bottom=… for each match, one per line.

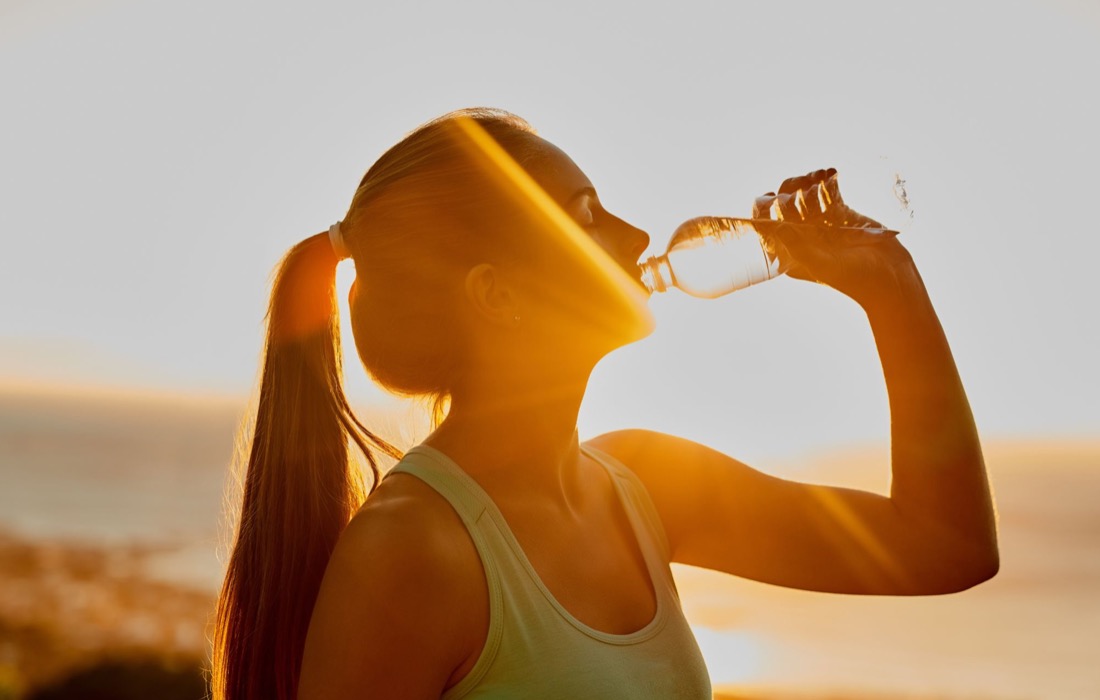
left=521, top=139, right=594, bottom=204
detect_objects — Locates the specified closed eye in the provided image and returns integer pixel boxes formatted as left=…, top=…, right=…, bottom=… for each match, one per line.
left=565, top=188, right=599, bottom=228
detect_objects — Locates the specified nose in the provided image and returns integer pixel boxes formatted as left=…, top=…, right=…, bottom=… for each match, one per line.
left=610, top=213, right=650, bottom=261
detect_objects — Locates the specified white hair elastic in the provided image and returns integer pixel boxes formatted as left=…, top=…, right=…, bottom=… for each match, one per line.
left=328, top=221, right=351, bottom=261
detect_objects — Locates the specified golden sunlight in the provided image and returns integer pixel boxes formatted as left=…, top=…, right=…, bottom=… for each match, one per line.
left=450, top=116, right=653, bottom=339
left=804, top=486, right=909, bottom=590
left=689, top=626, right=767, bottom=687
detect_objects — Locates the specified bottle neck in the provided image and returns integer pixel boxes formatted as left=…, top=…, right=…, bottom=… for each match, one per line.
left=639, top=254, right=674, bottom=294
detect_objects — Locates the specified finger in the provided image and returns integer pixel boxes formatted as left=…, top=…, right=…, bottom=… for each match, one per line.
left=753, top=192, right=776, bottom=219
left=779, top=168, right=831, bottom=196
left=804, top=183, right=828, bottom=217
left=822, top=170, right=843, bottom=208
left=777, top=174, right=806, bottom=195
left=772, top=220, right=885, bottom=261
left=793, top=187, right=814, bottom=220
left=805, top=168, right=831, bottom=186
left=773, top=191, right=803, bottom=222
left=815, top=178, right=833, bottom=208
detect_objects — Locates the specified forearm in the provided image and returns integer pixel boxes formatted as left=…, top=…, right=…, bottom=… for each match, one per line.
left=859, top=265, right=999, bottom=571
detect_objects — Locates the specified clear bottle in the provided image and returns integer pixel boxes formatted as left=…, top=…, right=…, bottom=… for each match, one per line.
left=639, top=217, right=896, bottom=299
left=639, top=217, right=789, bottom=299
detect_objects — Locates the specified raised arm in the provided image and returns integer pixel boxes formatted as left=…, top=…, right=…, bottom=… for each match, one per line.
left=858, top=250, right=999, bottom=589
left=589, top=169, right=999, bottom=596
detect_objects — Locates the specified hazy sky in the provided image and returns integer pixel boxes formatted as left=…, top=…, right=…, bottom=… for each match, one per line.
left=1, top=0, right=1097, bottom=462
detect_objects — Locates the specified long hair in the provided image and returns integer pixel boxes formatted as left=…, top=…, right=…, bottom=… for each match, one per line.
left=211, top=109, right=541, bottom=700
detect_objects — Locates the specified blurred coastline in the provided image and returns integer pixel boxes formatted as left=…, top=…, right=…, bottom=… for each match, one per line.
left=1, top=386, right=1097, bottom=699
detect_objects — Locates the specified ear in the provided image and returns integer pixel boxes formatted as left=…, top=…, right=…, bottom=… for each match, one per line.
left=463, top=263, right=520, bottom=327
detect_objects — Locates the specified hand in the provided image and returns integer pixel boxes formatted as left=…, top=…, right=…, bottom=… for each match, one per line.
left=752, top=168, right=919, bottom=308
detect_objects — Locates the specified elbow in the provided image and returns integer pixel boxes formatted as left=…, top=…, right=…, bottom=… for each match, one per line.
left=970, top=547, right=1000, bottom=587
left=960, top=529, right=1001, bottom=589
left=948, top=553, right=999, bottom=593
left=896, top=529, right=1000, bottom=595
left=980, top=543, right=1001, bottom=581
left=923, top=543, right=1000, bottom=595
left=916, top=516, right=1001, bottom=595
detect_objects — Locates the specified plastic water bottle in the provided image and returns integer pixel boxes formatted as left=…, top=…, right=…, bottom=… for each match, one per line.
left=639, top=217, right=898, bottom=299
left=639, top=218, right=785, bottom=299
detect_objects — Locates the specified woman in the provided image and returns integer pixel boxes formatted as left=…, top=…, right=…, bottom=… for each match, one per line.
left=212, top=108, right=999, bottom=699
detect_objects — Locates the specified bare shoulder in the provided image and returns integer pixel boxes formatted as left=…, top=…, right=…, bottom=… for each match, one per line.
left=343, top=471, right=478, bottom=571
left=585, top=428, right=759, bottom=562
left=335, top=470, right=488, bottom=636
left=298, top=472, right=488, bottom=699
left=586, top=427, right=746, bottom=488
left=586, top=430, right=990, bottom=595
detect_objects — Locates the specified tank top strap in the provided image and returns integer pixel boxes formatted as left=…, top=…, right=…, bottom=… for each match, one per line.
left=388, top=444, right=669, bottom=561
left=579, top=443, right=674, bottom=567
left=388, top=443, right=675, bottom=587
left=385, top=445, right=493, bottom=527
left=383, top=443, right=711, bottom=698
left=384, top=446, right=508, bottom=696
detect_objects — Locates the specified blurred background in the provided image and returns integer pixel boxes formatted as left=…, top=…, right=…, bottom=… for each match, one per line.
left=1, top=0, right=1097, bottom=698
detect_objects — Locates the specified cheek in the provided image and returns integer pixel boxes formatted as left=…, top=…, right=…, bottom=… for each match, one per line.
left=588, top=229, right=616, bottom=256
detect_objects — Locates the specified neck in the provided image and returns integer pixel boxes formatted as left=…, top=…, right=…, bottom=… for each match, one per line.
left=425, top=362, right=594, bottom=506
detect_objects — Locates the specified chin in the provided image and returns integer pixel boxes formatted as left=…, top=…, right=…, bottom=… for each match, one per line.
left=533, top=263, right=655, bottom=355
left=591, top=302, right=656, bottom=357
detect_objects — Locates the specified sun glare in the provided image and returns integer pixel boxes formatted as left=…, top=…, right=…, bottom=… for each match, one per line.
left=449, top=117, right=653, bottom=339
left=806, top=486, right=909, bottom=590
left=690, top=626, right=768, bottom=688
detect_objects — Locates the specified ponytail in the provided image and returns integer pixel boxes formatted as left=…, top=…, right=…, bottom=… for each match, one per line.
left=212, top=232, right=399, bottom=700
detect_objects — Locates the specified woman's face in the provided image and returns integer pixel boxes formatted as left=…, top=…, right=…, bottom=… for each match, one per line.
left=498, top=138, right=654, bottom=352
left=526, top=142, right=652, bottom=288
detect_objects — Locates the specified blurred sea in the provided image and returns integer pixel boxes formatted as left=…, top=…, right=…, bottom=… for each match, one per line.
left=1, top=388, right=1097, bottom=699
left=0, top=388, right=240, bottom=591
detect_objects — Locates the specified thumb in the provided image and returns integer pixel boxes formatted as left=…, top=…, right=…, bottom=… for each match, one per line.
left=756, top=220, right=816, bottom=258
left=755, top=221, right=829, bottom=283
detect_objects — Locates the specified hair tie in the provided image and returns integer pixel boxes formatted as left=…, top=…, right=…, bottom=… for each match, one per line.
left=328, top=221, right=351, bottom=261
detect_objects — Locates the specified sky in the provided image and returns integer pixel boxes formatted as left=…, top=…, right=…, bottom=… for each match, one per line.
left=1, top=0, right=1098, bottom=463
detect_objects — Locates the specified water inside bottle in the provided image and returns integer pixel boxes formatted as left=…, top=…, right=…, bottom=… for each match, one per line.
left=643, top=218, right=784, bottom=299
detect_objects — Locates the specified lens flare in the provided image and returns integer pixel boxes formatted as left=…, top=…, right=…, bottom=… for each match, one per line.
left=449, top=116, right=653, bottom=341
